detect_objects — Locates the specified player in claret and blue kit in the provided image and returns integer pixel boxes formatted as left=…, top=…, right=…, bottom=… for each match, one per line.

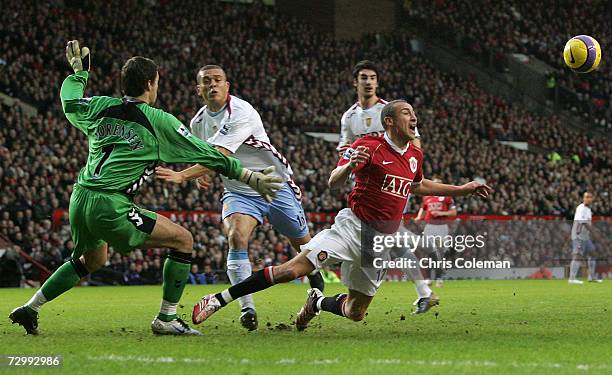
left=191, top=100, right=492, bottom=330
left=155, top=65, right=324, bottom=331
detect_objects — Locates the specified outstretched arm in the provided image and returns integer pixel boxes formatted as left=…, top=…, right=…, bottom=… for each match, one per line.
left=431, top=207, right=458, bottom=217
left=60, top=40, right=92, bottom=132
left=60, top=40, right=114, bottom=133
left=156, top=123, right=282, bottom=201
left=60, top=71, right=89, bottom=132
left=155, top=164, right=210, bottom=184
left=61, top=40, right=90, bottom=109
left=412, top=179, right=493, bottom=198
left=155, top=147, right=232, bottom=187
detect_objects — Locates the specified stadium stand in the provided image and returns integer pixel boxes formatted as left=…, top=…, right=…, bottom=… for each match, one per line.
left=408, top=0, right=611, bottom=131
left=0, top=0, right=609, bottom=284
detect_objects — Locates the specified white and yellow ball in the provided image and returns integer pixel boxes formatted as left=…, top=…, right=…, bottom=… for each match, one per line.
left=563, top=35, right=602, bottom=73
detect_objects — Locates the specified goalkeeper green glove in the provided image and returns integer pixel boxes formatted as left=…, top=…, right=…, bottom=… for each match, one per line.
left=239, top=166, right=283, bottom=203
left=65, top=40, right=90, bottom=73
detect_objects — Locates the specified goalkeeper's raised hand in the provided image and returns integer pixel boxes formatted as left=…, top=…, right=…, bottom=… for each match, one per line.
left=239, top=166, right=283, bottom=203
left=65, top=40, right=90, bottom=73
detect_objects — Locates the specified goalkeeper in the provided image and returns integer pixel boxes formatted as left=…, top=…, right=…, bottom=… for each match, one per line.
left=9, top=40, right=283, bottom=336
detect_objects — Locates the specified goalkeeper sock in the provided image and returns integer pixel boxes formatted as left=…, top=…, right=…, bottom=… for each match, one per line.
left=319, top=293, right=348, bottom=317
left=226, top=249, right=255, bottom=312
left=216, top=267, right=275, bottom=306
left=38, top=258, right=89, bottom=304
left=24, top=290, right=48, bottom=315
left=159, top=300, right=178, bottom=321
left=158, top=251, right=191, bottom=322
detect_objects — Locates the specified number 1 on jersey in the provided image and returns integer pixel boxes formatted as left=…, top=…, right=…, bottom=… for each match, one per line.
left=94, top=145, right=115, bottom=177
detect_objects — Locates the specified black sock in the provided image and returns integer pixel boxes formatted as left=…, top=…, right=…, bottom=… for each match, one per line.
left=320, top=293, right=347, bottom=317
left=215, top=267, right=274, bottom=306
left=307, top=271, right=325, bottom=292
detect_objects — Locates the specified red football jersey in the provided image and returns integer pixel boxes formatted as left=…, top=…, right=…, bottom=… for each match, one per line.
left=338, top=135, right=423, bottom=233
left=422, top=195, right=456, bottom=222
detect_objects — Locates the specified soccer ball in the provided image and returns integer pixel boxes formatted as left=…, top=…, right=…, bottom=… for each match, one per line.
left=563, top=35, right=602, bottom=73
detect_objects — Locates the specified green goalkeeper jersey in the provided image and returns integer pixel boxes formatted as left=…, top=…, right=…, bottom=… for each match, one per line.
left=60, top=71, right=243, bottom=196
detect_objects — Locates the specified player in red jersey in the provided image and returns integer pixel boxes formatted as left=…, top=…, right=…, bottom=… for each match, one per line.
left=339, top=61, right=428, bottom=305
left=415, top=180, right=458, bottom=287
left=191, top=100, right=492, bottom=329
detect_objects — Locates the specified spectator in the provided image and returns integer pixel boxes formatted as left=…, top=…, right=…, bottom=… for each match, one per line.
left=0, top=247, right=23, bottom=287
left=188, top=264, right=206, bottom=285
left=141, top=260, right=162, bottom=285
left=124, top=263, right=144, bottom=286
left=0, top=0, right=608, bottom=285
left=409, top=0, right=610, bottom=131
left=202, top=264, right=218, bottom=285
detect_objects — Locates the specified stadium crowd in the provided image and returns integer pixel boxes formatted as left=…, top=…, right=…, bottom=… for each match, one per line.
left=0, top=0, right=609, bottom=284
left=408, top=0, right=611, bottom=131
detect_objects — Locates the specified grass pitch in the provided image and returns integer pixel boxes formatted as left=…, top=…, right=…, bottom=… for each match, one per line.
left=1, top=280, right=610, bottom=374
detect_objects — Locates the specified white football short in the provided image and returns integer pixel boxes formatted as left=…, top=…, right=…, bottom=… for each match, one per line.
left=302, top=208, right=388, bottom=296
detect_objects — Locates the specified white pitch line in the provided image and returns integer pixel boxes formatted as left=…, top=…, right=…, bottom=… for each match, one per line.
left=86, top=354, right=610, bottom=371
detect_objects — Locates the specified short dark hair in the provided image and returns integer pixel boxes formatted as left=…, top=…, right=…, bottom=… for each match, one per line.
left=198, top=64, right=226, bottom=82
left=380, top=99, right=407, bottom=129
left=121, top=56, right=158, bottom=97
left=352, top=60, right=379, bottom=79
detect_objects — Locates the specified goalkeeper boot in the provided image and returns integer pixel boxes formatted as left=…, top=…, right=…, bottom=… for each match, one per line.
left=9, top=306, right=39, bottom=335
left=413, top=292, right=440, bottom=314
left=151, top=316, right=202, bottom=336
left=295, top=288, right=323, bottom=331
left=240, top=308, right=258, bottom=331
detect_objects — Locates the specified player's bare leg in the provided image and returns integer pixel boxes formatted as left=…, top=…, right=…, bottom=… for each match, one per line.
left=296, top=287, right=374, bottom=331
left=290, top=235, right=325, bottom=292
left=193, top=251, right=315, bottom=324
left=343, top=289, right=374, bottom=321
left=10, top=243, right=108, bottom=335
left=223, top=213, right=259, bottom=330
left=82, top=244, right=110, bottom=272
left=146, top=214, right=202, bottom=335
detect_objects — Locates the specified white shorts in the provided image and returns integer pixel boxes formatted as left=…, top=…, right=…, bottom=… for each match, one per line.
left=302, top=208, right=385, bottom=296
